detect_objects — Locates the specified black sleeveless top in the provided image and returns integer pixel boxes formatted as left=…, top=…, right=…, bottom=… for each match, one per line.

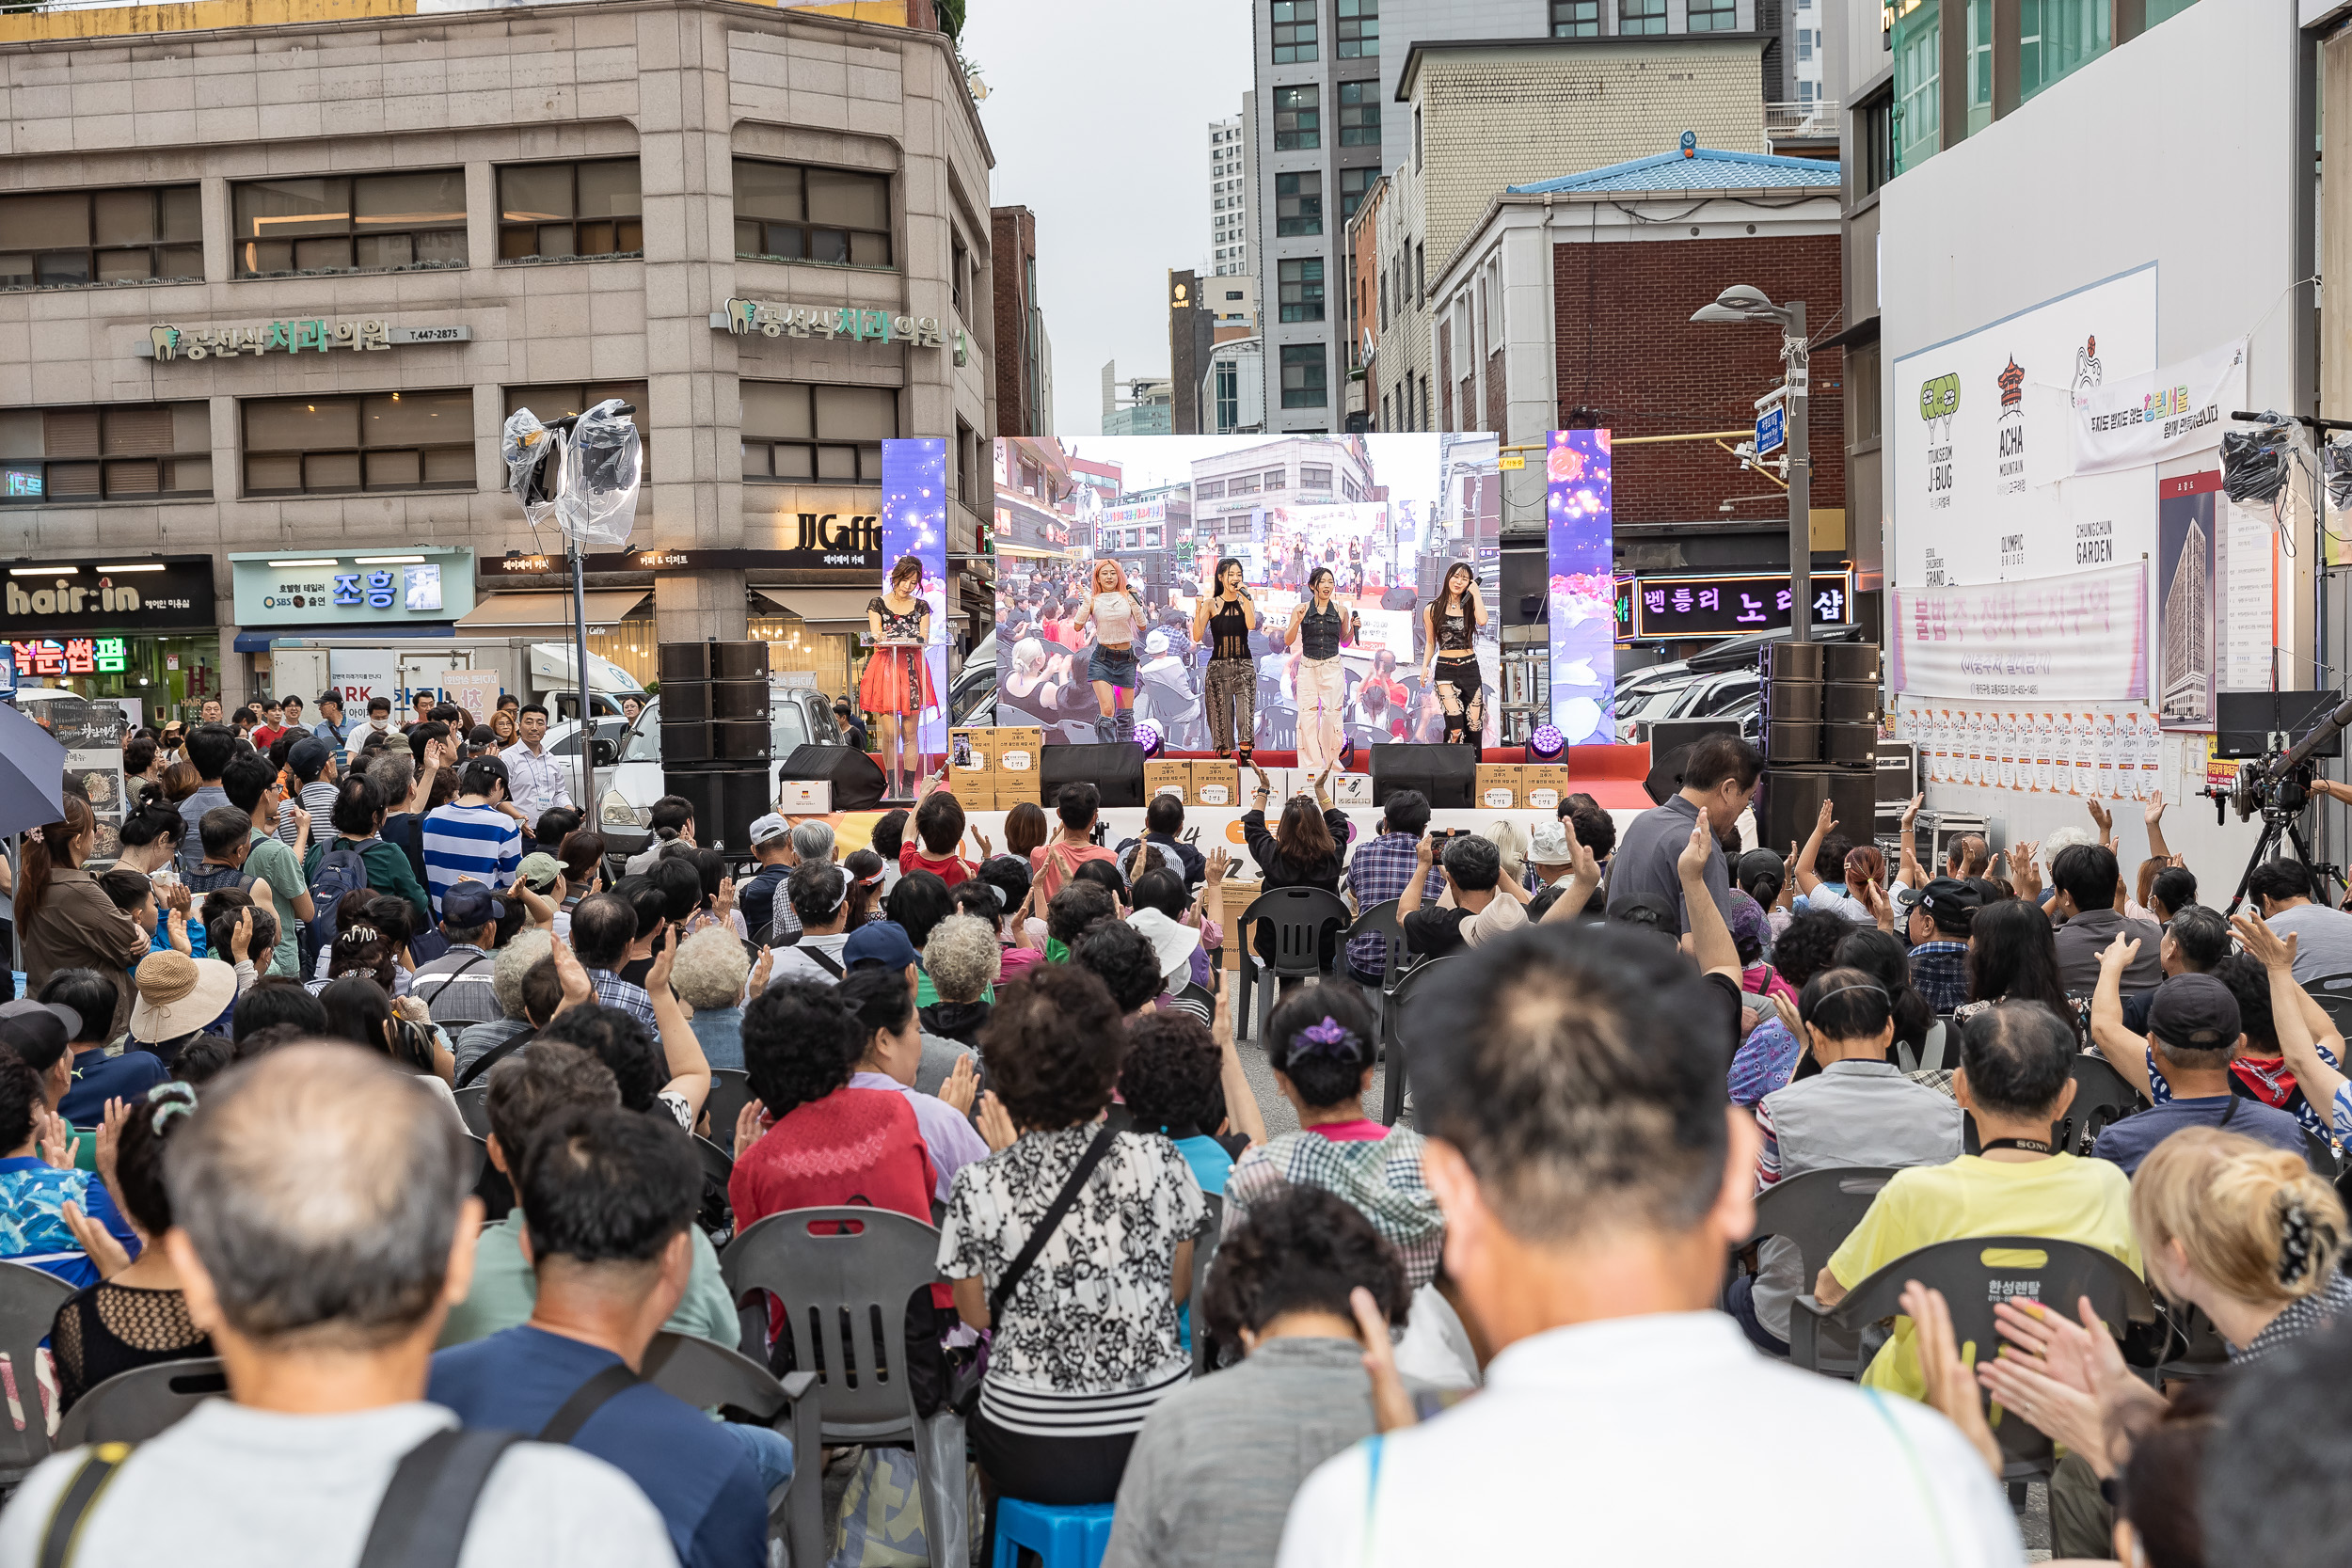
left=1209, top=598, right=1252, bottom=661
left=1435, top=602, right=1474, bottom=654
left=1299, top=601, right=1344, bottom=660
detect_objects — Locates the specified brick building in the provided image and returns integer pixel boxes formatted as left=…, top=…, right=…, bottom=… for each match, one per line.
left=991, top=204, right=1051, bottom=437
left=1425, top=145, right=1843, bottom=561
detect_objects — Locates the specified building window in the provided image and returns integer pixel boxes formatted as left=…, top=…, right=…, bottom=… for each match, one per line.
left=1263, top=468, right=1288, bottom=487
left=1688, top=0, right=1736, bottom=29
left=243, top=390, right=475, bottom=496
left=1420, top=376, right=1430, bottom=429
left=1414, top=242, right=1424, bottom=303
left=1549, top=0, right=1598, bottom=34
left=0, top=186, right=203, bottom=290
left=1279, top=344, right=1327, bottom=410
left=1618, top=0, right=1666, bottom=33
left=733, top=158, right=892, bottom=268
left=1337, top=0, right=1378, bottom=57
left=739, top=381, right=898, bottom=483
left=1858, top=92, right=1894, bottom=196
left=0, top=403, right=211, bottom=504
left=232, top=172, right=466, bottom=277
left=951, top=234, right=968, bottom=315
left=2020, top=0, right=2111, bottom=104
left=1378, top=270, right=1390, bottom=330
left=1271, top=0, right=1318, bottom=61
left=1339, top=166, right=1376, bottom=222
left=504, top=382, right=651, bottom=471
left=1197, top=479, right=1224, bottom=499
left=1230, top=472, right=1260, bottom=495
left=1338, top=82, right=1380, bottom=146
left=1274, top=86, right=1321, bottom=150
left=1300, top=465, right=1333, bottom=490
left=498, top=160, right=643, bottom=263
left=1892, top=2, right=1941, bottom=175
left=1276, top=172, right=1323, bottom=236
left=1279, top=257, right=1325, bottom=323
left=1413, top=107, right=1423, bottom=168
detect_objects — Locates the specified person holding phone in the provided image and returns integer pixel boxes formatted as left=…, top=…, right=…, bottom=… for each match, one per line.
left=1193, top=557, right=1260, bottom=765
left=1423, top=562, right=1488, bottom=749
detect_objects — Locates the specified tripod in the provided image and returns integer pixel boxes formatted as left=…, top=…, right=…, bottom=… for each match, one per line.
left=2224, top=808, right=2344, bottom=913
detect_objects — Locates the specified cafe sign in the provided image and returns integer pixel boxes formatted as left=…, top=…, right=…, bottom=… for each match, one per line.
left=137, top=319, right=473, bottom=359
left=714, top=298, right=969, bottom=364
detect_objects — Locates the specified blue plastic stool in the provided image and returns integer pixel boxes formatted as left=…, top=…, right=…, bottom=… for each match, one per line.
left=990, top=1498, right=1115, bottom=1568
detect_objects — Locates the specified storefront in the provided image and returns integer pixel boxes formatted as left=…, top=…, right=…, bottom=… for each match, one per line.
left=228, top=547, right=477, bottom=706
left=1, top=554, right=219, bottom=728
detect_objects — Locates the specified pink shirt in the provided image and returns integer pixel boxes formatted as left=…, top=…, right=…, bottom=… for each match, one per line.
left=1305, top=1117, right=1389, bottom=1144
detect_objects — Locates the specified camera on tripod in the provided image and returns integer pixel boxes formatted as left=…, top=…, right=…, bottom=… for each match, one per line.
left=2202, top=690, right=2352, bottom=911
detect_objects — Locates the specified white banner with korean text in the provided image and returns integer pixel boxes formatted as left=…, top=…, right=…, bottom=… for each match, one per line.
left=2070, top=338, right=2248, bottom=477
left=1888, top=561, right=2149, bottom=703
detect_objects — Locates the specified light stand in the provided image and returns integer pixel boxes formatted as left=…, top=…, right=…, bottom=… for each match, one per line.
left=1692, top=285, right=1810, bottom=644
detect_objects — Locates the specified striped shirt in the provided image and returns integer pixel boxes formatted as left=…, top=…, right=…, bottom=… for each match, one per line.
left=276, top=780, right=342, bottom=849
left=420, top=801, right=522, bottom=917
left=410, top=944, right=504, bottom=1030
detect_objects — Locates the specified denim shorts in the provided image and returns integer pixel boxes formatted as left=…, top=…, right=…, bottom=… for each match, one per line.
left=1089, top=644, right=1138, bottom=686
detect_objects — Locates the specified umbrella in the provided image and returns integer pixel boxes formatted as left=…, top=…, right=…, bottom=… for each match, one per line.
left=0, top=703, right=68, bottom=839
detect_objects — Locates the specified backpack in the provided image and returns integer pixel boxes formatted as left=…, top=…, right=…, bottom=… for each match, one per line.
left=306, top=837, right=374, bottom=972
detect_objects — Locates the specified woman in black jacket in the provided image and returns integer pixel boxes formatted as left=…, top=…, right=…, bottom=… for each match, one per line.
left=1239, top=766, right=1350, bottom=979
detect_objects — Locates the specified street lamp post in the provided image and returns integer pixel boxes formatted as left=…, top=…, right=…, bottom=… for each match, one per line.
left=1692, top=285, right=1811, bottom=644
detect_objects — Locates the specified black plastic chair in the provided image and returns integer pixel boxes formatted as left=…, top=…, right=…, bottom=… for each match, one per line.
left=694, top=1134, right=736, bottom=1243
left=453, top=1083, right=492, bottom=1139
left=55, top=1357, right=228, bottom=1449
left=1345, top=897, right=1406, bottom=1003
left=2307, top=975, right=2352, bottom=1040
left=0, top=1262, right=77, bottom=1485
left=1233, top=887, right=1352, bottom=1040
left=462, top=1132, right=489, bottom=1191
left=1380, top=954, right=1459, bottom=1127
left=640, top=1332, right=823, bottom=1568
left=1740, top=1167, right=1899, bottom=1378
left=2055, top=1055, right=2148, bottom=1156
left=706, top=1069, right=753, bottom=1154
left=1190, top=1193, right=1224, bottom=1379
left=1788, top=1235, right=2155, bottom=1482
left=720, top=1207, right=966, bottom=1568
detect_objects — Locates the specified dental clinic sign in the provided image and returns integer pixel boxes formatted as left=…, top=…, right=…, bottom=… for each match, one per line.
left=135, top=319, right=473, bottom=359
left=714, top=298, right=970, bottom=364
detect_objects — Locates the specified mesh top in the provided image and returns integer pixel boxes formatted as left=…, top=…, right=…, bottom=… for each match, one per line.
left=53, top=1282, right=213, bottom=1412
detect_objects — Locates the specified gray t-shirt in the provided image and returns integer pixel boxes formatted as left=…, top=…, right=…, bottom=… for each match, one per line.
left=176, top=783, right=232, bottom=870
left=2266, top=901, right=2352, bottom=983
left=1608, top=795, right=1730, bottom=935
left=0, top=1399, right=674, bottom=1568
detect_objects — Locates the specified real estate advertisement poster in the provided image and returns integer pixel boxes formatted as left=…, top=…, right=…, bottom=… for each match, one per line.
left=2154, top=471, right=2218, bottom=730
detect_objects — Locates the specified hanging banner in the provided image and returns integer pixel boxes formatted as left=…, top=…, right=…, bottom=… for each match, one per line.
left=1545, top=431, right=1615, bottom=746
left=439, top=669, right=502, bottom=722
left=2071, top=338, right=2247, bottom=478
left=1888, top=560, right=2149, bottom=702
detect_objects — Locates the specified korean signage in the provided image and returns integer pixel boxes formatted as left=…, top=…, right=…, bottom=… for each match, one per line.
left=229, top=550, right=477, bottom=628
left=48, top=696, right=130, bottom=857
left=1887, top=559, right=2149, bottom=702
left=717, top=298, right=967, bottom=364
left=8, top=637, right=128, bottom=680
left=485, top=528, right=889, bottom=585
left=1, top=557, right=215, bottom=633
left=1613, top=570, right=1854, bottom=641
left=2071, top=339, right=2246, bottom=478
left=136, top=319, right=472, bottom=360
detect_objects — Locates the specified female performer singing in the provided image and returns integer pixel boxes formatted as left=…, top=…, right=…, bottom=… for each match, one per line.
left=1192, top=557, right=1259, bottom=765
left=1285, top=567, right=1358, bottom=779
left=1072, top=559, right=1147, bottom=745
left=1423, top=561, right=1488, bottom=748
left=860, top=554, right=935, bottom=798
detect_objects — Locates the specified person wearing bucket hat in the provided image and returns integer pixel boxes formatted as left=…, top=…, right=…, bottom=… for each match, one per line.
left=1525, top=819, right=1580, bottom=893
left=2087, top=969, right=2307, bottom=1176
left=126, top=952, right=240, bottom=1066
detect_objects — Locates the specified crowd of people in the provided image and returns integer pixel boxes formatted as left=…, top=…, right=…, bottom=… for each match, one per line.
left=6, top=706, right=2352, bottom=1567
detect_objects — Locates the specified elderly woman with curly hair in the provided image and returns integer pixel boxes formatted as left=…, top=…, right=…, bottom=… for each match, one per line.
left=939, top=964, right=1205, bottom=1515
left=670, top=924, right=754, bottom=1071
left=920, top=913, right=1000, bottom=1048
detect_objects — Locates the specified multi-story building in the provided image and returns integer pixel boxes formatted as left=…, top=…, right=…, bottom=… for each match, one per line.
left=0, top=0, right=994, bottom=716
left=1187, top=434, right=1375, bottom=551
left=1209, top=112, right=1253, bottom=277
left=1203, top=338, right=1268, bottom=434
left=992, top=205, right=1053, bottom=439
left=1101, top=364, right=1174, bottom=436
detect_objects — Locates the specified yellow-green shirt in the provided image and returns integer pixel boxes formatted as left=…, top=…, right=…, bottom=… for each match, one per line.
left=1824, top=1152, right=2141, bottom=1402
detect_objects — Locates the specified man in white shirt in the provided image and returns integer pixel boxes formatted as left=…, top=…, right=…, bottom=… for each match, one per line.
left=0, top=1044, right=674, bottom=1568
left=2246, top=857, right=2352, bottom=981
left=1275, top=921, right=2022, bottom=1568
left=768, top=862, right=851, bottom=985
left=500, top=702, right=574, bottom=829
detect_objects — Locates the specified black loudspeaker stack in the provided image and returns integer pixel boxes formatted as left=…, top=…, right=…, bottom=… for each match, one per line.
left=1761, top=641, right=1881, bottom=849
left=1644, top=720, right=1745, bottom=807
left=659, top=641, right=772, bottom=852
left=1369, top=742, right=1479, bottom=810
left=1040, top=741, right=1147, bottom=809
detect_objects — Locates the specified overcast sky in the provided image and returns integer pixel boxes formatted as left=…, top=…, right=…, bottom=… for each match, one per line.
left=964, top=0, right=1255, bottom=437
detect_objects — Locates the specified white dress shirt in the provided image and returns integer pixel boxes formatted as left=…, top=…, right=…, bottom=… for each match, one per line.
left=1276, top=1312, right=2023, bottom=1568
left=500, top=739, right=573, bottom=824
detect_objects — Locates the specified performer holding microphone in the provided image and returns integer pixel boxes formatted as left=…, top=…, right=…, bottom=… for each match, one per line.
left=1195, top=556, right=1260, bottom=766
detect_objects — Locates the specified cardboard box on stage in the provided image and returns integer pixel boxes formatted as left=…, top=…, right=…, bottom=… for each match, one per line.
left=1328, top=771, right=1375, bottom=808
left=948, top=728, right=994, bottom=781
left=775, top=778, right=834, bottom=814
left=1521, top=764, right=1571, bottom=813
left=992, top=727, right=1045, bottom=780
left=1143, top=760, right=1190, bottom=803
left=1474, top=764, right=1524, bottom=810
left=1190, top=760, right=1242, bottom=808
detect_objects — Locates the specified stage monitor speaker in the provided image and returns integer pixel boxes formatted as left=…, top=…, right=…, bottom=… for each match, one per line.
left=1644, top=720, right=1745, bottom=805
left=1758, top=768, right=1879, bottom=852
left=660, top=680, right=767, bottom=722
left=660, top=719, right=771, bottom=764
left=2214, top=689, right=2347, bottom=760
left=775, top=743, right=888, bottom=812
left=1039, top=742, right=1147, bottom=809
left=1877, top=741, right=1918, bottom=802
left=1767, top=641, right=1824, bottom=681
left=1823, top=682, right=1879, bottom=725
left=658, top=641, right=771, bottom=684
left=1370, top=742, right=1479, bottom=810
left=660, top=768, right=771, bottom=854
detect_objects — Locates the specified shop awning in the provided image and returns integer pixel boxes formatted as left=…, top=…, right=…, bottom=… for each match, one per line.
left=748, top=588, right=877, bottom=626
left=233, top=624, right=453, bottom=652
left=455, top=591, right=650, bottom=630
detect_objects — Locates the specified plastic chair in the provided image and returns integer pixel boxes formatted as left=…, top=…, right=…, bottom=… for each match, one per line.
left=1345, top=898, right=1406, bottom=1006
left=1190, top=1193, right=1223, bottom=1378
left=55, top=1357, right=228, bottom=1449
left=991, top=1497, right=1114, bottom=1568
left=1233, top=887, right=1352, bottom=1041
left=1379, top=954, right=1458, bottom=1127
left=1740, top=1166, right=1899, bottom=1377
left=721, top=1207, right=967, bottom=1568
left=640, top=1332, right=823, bottom=1568
left=0, top=1261, right=79, bottom=1484
left=462, top=1132, right=489, bottom=1191
left=1788, top=1235, right=2155, bottom=1481
left=453, top=1083, right=492, bottom=1138
left=694, top=1134, right=737, bottom=1243
left=1899, top=1017, right=1951, bottom=1075
left=706, top=1069, right=753, bottom=1154
left=2055, top=1055, right=2148, bottom=1156
left=2307, top=978, right=2352, bottom=1040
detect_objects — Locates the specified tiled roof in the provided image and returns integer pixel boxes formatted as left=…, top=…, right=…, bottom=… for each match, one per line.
left=1510, top=148, right=1842, bottom=195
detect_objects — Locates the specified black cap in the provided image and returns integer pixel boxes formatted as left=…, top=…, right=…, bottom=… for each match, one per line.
left=2148, top=973, right=2241, bottom=1053
left=1915, top=877, right=1983, bottom=935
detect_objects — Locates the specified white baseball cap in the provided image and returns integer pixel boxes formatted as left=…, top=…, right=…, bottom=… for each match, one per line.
left=749, top=813, right=792, bottom=847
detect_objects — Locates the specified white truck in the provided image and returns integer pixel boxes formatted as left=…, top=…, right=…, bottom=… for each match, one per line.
left=260, top=638, right=645, bottom=725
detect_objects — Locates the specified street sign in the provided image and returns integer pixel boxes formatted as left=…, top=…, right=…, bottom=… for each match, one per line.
left=1498, top=454, right=1526, bottom=470
left=1755, top=404, right=1787, bottom=456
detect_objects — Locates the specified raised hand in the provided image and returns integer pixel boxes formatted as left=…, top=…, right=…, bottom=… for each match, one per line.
left=1676, top=817, right=1713, bottom=886
left=1899, top=1281, right=1998, bottom=1475
left=733, top=1097, right=769, bottom=1156
left=975, top=1090, right=1018, bottom=1151
left=2143, top=789, right=2166, bottom=828
left=936, top=1053, right=979, bottom=1117
left=1351, top=1285, right=1418, bottom=1433
left=61, top=1202, right=133, bottom=1280
left=1900, top=791, right=1925, bottom=829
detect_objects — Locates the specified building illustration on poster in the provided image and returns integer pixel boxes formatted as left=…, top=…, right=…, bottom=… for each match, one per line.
left=1545, top=431, right=1614, bottom=745
left=2156, top=472, right=2219, bottom=728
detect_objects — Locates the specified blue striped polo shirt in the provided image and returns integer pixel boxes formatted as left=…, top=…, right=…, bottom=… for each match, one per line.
left=420, top=801, right=522, bottom=917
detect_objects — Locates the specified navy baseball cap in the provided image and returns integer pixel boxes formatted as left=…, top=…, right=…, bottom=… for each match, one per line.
left=441, top=881, right=507, bottom=929
left=2148, top=973, right=2241, bottom=1053
left=843, top=920, right=919, bottom=973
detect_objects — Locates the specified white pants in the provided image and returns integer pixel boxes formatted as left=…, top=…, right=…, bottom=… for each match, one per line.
left=1295, top=656, right=1346, bottom=776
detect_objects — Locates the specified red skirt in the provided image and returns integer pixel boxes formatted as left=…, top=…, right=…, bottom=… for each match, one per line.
left=858, top=644, right=937, bottom=716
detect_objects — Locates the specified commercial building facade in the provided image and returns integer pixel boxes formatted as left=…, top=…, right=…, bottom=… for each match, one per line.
left=991, top=203, right=1051, bottom=438
left=1209, top=111, right=1254, bottom=277
left=0, top=0, right=996, bottom=720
